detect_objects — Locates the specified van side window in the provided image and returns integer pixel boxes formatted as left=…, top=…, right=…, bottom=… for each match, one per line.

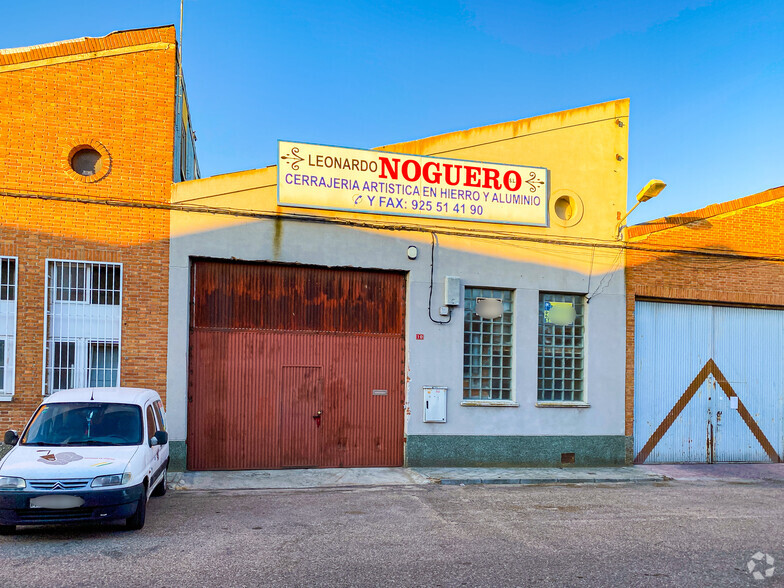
left=153, top=400, right=166, bottom=432
left=146, top=405, right=157, bottom=441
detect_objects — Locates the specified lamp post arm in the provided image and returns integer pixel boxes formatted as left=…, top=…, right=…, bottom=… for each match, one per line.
left=614, top=200, right=642, bottom=239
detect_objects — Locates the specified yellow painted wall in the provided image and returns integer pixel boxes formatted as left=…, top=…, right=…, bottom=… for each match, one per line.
left=171, top=98, right=629, bottom=276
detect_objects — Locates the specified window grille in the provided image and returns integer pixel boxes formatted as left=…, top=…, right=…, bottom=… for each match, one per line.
left=44, top=261, right=122, bottom=395
left=88, top=342, right=119, bottom=387
left=538, top=293, right=585, bottom=402
left=463, top=287, right=513, bottom=400
left=0, top=340, right=5, bottom=394
left=0, top=257, right=17, bottom=398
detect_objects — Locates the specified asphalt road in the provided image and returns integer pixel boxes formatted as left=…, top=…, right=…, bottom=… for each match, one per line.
left=1, top=481, right=783, bottom=587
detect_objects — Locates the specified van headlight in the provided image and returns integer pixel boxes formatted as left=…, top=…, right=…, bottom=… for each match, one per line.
left=0, top=476, right=26, bottom=490
left=91, top=473, right=132, bottom=488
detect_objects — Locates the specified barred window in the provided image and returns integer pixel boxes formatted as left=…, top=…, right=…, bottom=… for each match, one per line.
left=463, top=287, right=513, bottom=401
left=0, top=340, right=5, bottom=394
left=52, top=341, right=76, bottom=391
left=1, top=258, right=16, bottom=301
left=0, top=257, right=17, bottom=398
left=44, top=261, right=122, bottom=394
left=88, top=342, right=119, bottom=387
left=538, top=293, right=585, bottom=402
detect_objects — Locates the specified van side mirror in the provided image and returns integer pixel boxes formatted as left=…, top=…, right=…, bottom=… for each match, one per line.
left=150, top=431, right=168, bottom=447
left=4, top=430, right=19, bottom=446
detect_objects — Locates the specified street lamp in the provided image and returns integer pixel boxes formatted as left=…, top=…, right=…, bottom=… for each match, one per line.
left=615, top=179, right=666, bottom=238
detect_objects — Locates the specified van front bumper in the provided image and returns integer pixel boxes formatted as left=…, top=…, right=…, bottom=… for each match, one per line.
left=0, top=483, right=145, bottom=526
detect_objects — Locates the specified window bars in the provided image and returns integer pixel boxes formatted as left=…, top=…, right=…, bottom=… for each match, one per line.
left=0, top=257, right=17, bottom=398
left=463, top=287, right=513, bottom=401
left=538, top=292, right=585, bottom=402
left=44, top=261, right=122, bottom=395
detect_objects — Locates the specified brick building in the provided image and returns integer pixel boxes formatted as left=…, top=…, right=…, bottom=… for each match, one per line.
left=626, top=186, right=784, bottom=463
left=0, top=26, right=198, bottom=460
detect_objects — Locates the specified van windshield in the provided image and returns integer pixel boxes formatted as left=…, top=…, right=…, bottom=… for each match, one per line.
left=21, top=403, right=143, bottom=447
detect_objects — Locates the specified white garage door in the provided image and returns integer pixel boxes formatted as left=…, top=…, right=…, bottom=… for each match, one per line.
left=634, top=301, right=783, bottom=464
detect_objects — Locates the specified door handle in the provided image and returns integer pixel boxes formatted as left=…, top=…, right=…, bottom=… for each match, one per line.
left=313, top=411, right=322, bottom=418
left=313, top=411, right=322, bottom=428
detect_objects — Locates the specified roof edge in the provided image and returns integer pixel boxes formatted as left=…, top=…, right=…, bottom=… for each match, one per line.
left=0, top=25, right=176, bottom=67
left=627, top=185, right=784, bottom=240
left=375, top=98, right=630, bottom=156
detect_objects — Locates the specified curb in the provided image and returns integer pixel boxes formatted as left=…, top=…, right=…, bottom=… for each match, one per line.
left=438, top=477, right=667, bottom=486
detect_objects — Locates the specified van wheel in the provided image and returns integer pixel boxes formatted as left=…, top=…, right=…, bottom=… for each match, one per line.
left=126, top=490, right=147, bottom=530
left=0, top=524, right=15, bottom=536
left=151, top=469, right=167, bottom=497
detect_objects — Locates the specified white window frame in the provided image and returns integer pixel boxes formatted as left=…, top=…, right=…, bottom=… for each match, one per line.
left=42, top=260, right=123, bottom=396
left=0, top=256, right=19, bottom=401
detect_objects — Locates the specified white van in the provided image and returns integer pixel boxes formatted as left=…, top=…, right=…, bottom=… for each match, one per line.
left=0, top=387, right=169, bottom=534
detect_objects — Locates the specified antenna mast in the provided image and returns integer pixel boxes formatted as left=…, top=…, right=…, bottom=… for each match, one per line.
left=179, top=0, right=184, bottom=62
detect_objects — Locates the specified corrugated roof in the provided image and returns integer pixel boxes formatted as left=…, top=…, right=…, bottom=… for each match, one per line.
left=0, top=25, right=176, bottom=67
left=627, top=185, right=784, bottom=239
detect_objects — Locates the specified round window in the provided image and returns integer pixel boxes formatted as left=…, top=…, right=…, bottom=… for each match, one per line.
left=554, top=195, right=574, bottom=221
left=70, top=148, right=103, bottom=176
left=550, top=190, right=584, bottom=227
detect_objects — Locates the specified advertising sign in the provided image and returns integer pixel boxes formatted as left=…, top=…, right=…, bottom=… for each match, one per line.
left=278, top=140, right=548, bottom=226
left=544, top=301, right=576, bottom=326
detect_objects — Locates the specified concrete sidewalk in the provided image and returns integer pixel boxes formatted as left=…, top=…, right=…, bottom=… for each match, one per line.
left=641, top=463, right=784, bottom=483
left=417, top=466, right=665, bottom=486
left=168, top=465, right=666, bottom=491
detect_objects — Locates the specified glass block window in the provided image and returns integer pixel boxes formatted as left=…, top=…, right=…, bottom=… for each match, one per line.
left=538, top=293, right=585, bottom=402
left=0, top=257, right=17, bottom=398
left=463, top=287, right=513, bottom=400
left=44, top=261, right=122, bottom=394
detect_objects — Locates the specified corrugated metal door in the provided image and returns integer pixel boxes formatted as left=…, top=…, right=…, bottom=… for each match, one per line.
left=712, top=307, right=783, bottom=462
left=634, top=301, right=783, bottom=464
left=187, top=260, right=406, bottom=470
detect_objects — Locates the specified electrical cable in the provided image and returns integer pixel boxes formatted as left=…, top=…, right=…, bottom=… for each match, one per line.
left=427, top=232, right=451, bottom=325
left=3, top=188, right=784, bottom=263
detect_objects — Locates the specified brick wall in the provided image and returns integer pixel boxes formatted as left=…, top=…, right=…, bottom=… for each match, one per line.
left=0, top=27, right=177, bottom=432
left=625, top=190, right=784, bottom=435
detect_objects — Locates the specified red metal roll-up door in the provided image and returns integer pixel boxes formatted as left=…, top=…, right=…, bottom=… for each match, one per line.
left=187, top=260, right=406, bottom=470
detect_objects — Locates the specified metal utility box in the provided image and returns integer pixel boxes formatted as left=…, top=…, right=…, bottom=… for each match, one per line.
left=423, top=386, right=447, bottom=423
left=444, top=276, right=460, bottom=306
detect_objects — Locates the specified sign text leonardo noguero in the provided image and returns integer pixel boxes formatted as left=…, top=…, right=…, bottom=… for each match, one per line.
left=278, top=141, right=548, bottom=226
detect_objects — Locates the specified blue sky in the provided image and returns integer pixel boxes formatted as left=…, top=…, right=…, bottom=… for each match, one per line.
left=2, top=1, right=782, bottom=223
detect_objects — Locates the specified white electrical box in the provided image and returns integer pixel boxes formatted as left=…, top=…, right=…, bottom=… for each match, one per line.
left=423, top=386, right=447, bottom=423
left=444, top=276, right=460, bottom=306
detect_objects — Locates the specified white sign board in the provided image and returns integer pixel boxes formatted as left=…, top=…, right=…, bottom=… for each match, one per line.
left=278, top=140, right=548, bottom=226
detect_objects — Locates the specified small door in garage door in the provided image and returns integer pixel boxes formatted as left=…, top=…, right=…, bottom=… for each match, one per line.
left=634, top=301, right=783, bottom=464
left=280, top=367, right=323, bottom=468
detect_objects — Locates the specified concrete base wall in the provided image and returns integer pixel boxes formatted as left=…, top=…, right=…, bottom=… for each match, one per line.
left=166, top=438, right=632, bottom=471
left=168, top=441, right=187, bottom=472
left=405, top=435, right=628, bottom=467
left=625, top=435, right=635, bottom=465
